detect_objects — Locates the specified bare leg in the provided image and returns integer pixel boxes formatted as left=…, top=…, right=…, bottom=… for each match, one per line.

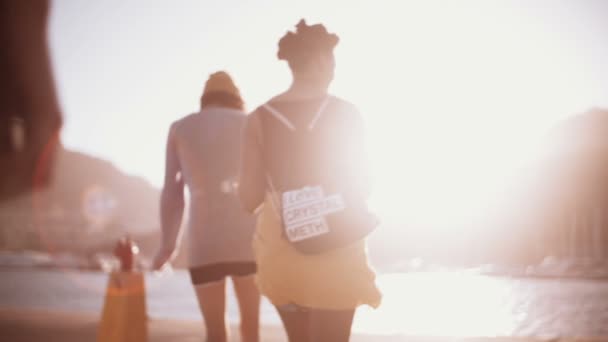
left=231, top=275, right=260, bottom=342
left=193, top=279, right=228, bottom=342
left=276, top=306, right=310, bottom=342
left=309, top=308, right=355, bottom=342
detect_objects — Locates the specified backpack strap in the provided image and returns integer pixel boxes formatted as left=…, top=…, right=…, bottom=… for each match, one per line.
left=265, top=172, right=283, bottom=220
left=262, top=104, right=296, bottom=131
left=259, top=96, right=331, bottom=224
left=307, top=96, right=330, bottom=131
left=262, top=96, right=331, bottom=131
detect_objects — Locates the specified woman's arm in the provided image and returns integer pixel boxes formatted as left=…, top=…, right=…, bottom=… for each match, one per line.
left=153, top=123, right=185, bottom=270
left=238, top=113, right=266, bottom=213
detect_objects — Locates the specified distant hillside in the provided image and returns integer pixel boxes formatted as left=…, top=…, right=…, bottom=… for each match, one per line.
left=502, top=108, right=608, bottom=263
left=0, top=146, right=163, bottom=258
left=368, top=108, right=608, bottom=268
left=51, top=146, right=160, bottom=233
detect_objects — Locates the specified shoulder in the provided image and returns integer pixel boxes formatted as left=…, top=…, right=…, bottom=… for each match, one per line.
left=329, top=96, right=357, bottom=110
left=244, top=109, right=262, bottom=126
left=249, top=100, right=271, bottom=116
left=247, top=102, right=272, bottom=125
left=327, top=96, right=364, bottom=129
left=171, top=112, right=200, bottom=132
left=242, top=105, right=269, bottom=142
left=329, top=95, right=359, bottom=114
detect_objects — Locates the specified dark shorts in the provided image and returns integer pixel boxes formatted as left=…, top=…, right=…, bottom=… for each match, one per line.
left=189, top=262, right=257, bottom=286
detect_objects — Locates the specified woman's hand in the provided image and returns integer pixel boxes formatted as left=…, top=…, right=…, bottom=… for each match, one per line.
left=154, top=125, right=185, bottom=271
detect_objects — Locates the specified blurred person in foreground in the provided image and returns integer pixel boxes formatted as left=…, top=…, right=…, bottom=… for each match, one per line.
left=238, top=20, right=381, bottom=342
left=0, top=0, right=62, bottom=202
left=154, top=72, right=259, bottom=342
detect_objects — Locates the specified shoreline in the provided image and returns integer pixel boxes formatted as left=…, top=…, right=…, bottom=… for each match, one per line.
left=0, top=308, right=604, bottom=342
left=1, top=268, right=607, bottom=340
left=2, top=264, right=608, bottom=283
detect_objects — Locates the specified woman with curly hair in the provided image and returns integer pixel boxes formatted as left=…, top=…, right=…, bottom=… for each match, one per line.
left=239, top=20, right=381, bottom=342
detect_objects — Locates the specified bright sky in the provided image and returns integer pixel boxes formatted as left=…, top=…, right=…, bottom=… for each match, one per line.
left=48, top=0, right=608, bottom=230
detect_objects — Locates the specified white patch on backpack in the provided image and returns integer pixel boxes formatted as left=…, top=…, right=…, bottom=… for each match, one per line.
left=281, top=186, right=346, bottom=242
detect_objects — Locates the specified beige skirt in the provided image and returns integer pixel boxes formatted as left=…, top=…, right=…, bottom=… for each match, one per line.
left=252, top=196, right=382, bottom=310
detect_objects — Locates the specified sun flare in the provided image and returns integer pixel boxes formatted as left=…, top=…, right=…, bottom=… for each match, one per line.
left=329, top=2, right=593, bottom=234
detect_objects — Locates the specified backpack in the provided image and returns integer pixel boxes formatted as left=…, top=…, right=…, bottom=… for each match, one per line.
left=259, top=96, right=378, bottom=254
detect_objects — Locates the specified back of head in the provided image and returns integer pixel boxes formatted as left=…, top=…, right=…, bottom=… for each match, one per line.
left=200, top=71, right=244, bottom=110
left=277, top=19, right=340, bottom=72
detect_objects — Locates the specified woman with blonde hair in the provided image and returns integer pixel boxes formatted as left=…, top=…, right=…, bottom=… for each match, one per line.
left=239, top=20, right=381, bottom=342
left=154, top=71, right=259, bottom=342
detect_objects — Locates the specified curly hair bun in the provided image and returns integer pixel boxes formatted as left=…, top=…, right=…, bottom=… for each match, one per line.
left=277, top=19, right=339, bottom=63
